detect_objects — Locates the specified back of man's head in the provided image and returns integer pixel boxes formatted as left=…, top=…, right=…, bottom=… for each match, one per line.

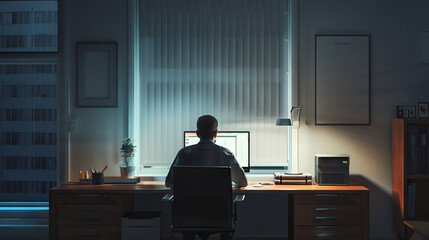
left=197, top=115, right=218, bottom=140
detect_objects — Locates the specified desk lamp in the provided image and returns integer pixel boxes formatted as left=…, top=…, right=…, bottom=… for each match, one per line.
left=276, top=118, right=291, bottom=126
left=276, top=106, right=302, bottom=172
left=291, top=106, right=302, bottom=129
left=290, top=106, right=302, bottom=172
left=275, top=117, right=290, bottom=172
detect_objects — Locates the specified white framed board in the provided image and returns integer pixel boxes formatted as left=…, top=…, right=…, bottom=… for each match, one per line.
left=77, top=42, right=118, bottom=108
left=315, top=35, right=370, bottom=125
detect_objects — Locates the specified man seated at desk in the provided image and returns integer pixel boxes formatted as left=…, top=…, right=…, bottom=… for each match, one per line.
left=165, top=115, right=248, bottom=188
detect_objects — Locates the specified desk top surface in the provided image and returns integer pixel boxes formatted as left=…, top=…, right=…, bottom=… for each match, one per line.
left=51, top=181, right=368, bottom=194
left=404, top=221, right=429, bottom=238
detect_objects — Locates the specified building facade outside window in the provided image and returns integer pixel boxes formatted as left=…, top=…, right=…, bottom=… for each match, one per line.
left=0, top=0, right=58, bottom=202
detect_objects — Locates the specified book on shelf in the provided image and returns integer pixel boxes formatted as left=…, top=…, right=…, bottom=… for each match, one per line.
left=407, top=125, right=419, bottom=174
left=407, top=125, right=429, bottom=174
left=407, top=183, right=416, bottom=218
left=104, top=176, right=141, bottom=184
left=418, top=125, right=428, bottom=173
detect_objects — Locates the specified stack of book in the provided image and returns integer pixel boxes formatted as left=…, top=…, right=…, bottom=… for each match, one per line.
left=104, top=176, right=141, bottom=184
left=274, top=172, right=312, bottom=185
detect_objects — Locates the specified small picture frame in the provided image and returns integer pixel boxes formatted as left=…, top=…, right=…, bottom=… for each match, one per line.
left=418, top=102, right=429, bottom=118
left=77, top=42, right=118, bottom=108
left=396, top=105, right=416, bottom=118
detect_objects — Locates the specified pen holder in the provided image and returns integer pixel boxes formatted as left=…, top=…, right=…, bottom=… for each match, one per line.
left=92, top=172, right=104, bottom=185
left=79, top=178, right=92, bottom=185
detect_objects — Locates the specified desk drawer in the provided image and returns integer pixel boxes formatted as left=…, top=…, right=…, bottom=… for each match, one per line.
left=294, top=193, right=362, bottom=206
left=294, top=205, right=361, bottom=225
left=294, top=193, right=361, bottom=226
left=57, top=193, right=131, bottom=206
left=294, top=226, right=361, bottom=240
left=56, top=193, right=132, bottom=225
left=57, top=205, right=126, bottom=225
left=57, top=226, right=120, bottom=240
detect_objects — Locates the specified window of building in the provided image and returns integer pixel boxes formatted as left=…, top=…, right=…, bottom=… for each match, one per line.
left=132, top=0, right=293, bottom=173
left=0, top=0, right=58, bottom=52
left=0, top=0, right=58, bottom=203
left=0, top=63, right=57, bottom=202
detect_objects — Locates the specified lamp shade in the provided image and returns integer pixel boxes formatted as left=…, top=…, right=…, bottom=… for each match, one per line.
left=291, top=106, right=302, bottom=129
left=276, top=118, right=291, bottom=126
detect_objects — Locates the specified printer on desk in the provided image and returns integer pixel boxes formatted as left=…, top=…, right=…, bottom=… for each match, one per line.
left=314, top=154, right=350, bottom=186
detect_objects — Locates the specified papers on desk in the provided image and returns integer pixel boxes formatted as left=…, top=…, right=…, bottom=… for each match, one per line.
left=274, top=172, right=312, bottom=185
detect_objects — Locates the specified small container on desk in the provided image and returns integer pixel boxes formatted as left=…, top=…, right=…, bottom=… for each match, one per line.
left=79, top=178, right=92, bottom=185
left=92, top=172, right=104, bottom=185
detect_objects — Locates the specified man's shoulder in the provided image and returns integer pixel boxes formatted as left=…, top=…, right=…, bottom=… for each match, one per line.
left=179, top=145, right=197, bottom=154
left=185, top=141, right=234, bottom=156
left=202, top=141, right=234, bottom=155
left=218, top=145, right=234, bottom=156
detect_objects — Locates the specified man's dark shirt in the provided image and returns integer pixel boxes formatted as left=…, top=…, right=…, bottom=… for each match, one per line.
left=165, top=139, right=248, bottom=188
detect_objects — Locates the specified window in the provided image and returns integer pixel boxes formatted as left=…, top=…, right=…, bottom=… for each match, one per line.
left=0, top=0, right=58, bottom=202
left=0, top=1, right=58, bottom=52
left=133, top=0, right=292, bottom=173
left=0, top=63, right=57, bottom=202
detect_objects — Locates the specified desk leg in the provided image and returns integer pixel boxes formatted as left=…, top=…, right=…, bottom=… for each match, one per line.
left=362, top=191, right=369, bottom=240
left=288, top=194, right=294, bottom=240
left=49, top=190, right=56, bottom=240
left=410, top=233, right=427, bottom=240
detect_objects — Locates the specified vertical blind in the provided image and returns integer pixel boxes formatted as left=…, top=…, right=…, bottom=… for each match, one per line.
left=137, top=0, right=290, bottom=168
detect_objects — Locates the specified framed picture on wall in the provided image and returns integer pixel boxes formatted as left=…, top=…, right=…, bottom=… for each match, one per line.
left=77, top=42, right=118, bottom=107
left=396, top=105, right=416, bottom=119
left=315, top=35, right=370, bottom=125
left=418, top=102, right=429, bottom=118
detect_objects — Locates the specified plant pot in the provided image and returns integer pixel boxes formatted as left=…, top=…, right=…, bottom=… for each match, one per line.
left=120, top=166, right=129, bottom=178
left=120, top=166, right=135, bottom=178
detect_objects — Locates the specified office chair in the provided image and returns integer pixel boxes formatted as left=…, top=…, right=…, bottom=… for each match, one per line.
left=163, top=166, right=245, bottom=240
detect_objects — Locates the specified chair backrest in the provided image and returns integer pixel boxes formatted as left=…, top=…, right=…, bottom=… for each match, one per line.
left=172, top=166, right=233, bottom=228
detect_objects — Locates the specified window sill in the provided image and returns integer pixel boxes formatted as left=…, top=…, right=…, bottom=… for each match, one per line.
left=135, top=172, right=278, bottom=183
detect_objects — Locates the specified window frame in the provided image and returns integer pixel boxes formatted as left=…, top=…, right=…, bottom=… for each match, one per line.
left=128, top=0, right=299, bottom=174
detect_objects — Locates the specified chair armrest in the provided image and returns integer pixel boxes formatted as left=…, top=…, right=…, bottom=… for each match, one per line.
left=234, top=194, right=245, bottom=202
left=233, top=194, right=245, bottom=225
left=162, top=193, right=174, bottom=202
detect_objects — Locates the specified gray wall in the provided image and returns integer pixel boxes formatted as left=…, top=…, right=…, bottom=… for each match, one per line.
left=298, top=0, right=429, bottom=239
left=64, top=0, right=429, bottom=239
left=65, top=0, right=128, bottom=179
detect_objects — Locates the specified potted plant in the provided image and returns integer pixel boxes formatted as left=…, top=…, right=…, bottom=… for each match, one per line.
left=120, top=137, right=136, bottom=177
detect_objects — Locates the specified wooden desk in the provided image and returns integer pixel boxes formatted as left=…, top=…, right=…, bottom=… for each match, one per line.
left=404, top=221, right=429, bottom=240
left=49, top=182, right=369, bottom=240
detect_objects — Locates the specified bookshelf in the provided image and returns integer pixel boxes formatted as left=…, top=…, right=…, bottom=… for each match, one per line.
left=392, top=119, right=429, bottom=239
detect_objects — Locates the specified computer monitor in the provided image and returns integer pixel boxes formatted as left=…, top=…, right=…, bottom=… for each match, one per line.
left=184, top=131, right=250, bottom=172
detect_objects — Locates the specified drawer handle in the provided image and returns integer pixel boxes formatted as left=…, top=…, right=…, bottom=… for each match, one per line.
left=316, top=207, right=338, bottom=211
left=78, top=216, right=100, bottom=220
left=315, top=194, right=338, bottom=197
left=77, top=194, right=107, bottom=198
left=316, top=233, right=337, bottom=238
left=76, top=233, right=101, bottom=237
left=74, top=225, right=101, bottom=229
left=315, top=216, right=338, bottom=220
left=78, top=207, right=100, bottom=211
left=316, top=226, right=337, bottom=229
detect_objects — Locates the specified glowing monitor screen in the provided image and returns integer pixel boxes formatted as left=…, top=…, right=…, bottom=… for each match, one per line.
left=184, top=131, right=250, bottom=172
